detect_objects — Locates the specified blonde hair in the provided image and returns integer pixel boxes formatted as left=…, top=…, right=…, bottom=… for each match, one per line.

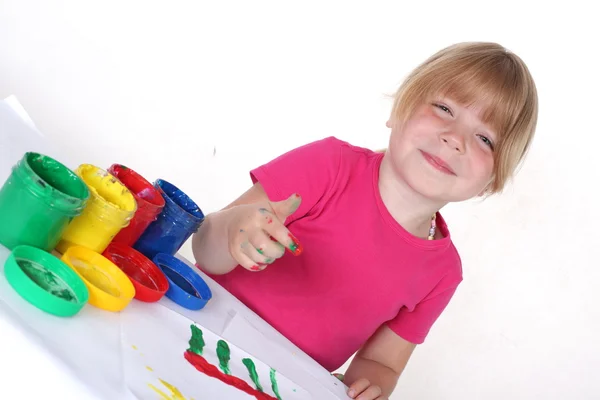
left=388, top=42, right=538, bottom=194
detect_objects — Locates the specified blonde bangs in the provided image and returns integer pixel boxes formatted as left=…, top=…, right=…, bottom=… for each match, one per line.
left=391, top=42, right=538, bottom=193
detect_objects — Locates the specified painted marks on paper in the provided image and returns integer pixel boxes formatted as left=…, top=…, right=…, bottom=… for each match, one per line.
left=185, top=324, right=284, bottom=400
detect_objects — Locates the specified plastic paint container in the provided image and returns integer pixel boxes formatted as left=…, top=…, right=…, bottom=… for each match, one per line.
left=103, top=242, right=169, bottom=303
left=61, top=246, right=135, bottom=312
left=153, top=253, right=212, bottom=310
left=133, top=179, right=204, bottom=259
left=4, top=245, right=89, bottom=317
left=107, top=164, right=165, bottom=246
left=56, top=165, right=137, bottom=254
left=0, top=152, right=89, bottom=251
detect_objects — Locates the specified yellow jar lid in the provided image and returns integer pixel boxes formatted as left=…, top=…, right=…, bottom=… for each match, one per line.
left=61, top=246, right=135, bottom=312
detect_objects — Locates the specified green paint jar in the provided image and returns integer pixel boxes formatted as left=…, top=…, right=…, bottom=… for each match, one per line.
left=0, top=152, right=90, bottom=251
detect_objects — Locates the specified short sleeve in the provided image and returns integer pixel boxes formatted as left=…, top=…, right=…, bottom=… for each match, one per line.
left=250, top=136, right=343, bottom=225
left=387, top=278, right=461, bottom=344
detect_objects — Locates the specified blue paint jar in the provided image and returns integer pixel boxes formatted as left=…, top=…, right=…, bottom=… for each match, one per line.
left=133, top=179, right=204, bottom=259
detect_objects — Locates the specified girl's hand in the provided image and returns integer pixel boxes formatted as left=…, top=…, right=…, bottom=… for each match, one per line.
left=347, top=378, right=387, bottom=400
left=226, top=193, right=303, bottom=271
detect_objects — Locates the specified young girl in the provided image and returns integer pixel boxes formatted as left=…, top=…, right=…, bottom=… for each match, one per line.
left=192, top=42, right=538, bottom=400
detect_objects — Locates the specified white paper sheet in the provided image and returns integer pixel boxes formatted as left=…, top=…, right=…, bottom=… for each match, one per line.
left=222, top=313, right=350, bottom=400
left=121, top=301, right=311, bottom=400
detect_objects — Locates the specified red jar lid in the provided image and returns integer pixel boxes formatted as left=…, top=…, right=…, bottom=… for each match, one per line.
left=102, top=242, right=169, bottom=302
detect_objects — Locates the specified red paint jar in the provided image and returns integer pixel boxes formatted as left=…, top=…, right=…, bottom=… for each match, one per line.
left=102, top=242, right=169, bottom=302
left=107, top=164, right=165, bottom=246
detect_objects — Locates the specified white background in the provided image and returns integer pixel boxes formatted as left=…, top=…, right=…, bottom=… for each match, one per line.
left=1, top=1, right=599, bottom=399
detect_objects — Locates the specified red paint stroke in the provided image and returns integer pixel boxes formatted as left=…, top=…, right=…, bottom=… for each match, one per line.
left=267, top=218, right=273, bottom=224
left=184, top=351, right=277, bottom=400
left=250, top=265, right=261, bottom=271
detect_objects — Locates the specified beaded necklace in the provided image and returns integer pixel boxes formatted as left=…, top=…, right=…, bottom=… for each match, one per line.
left=427, top=213, right=437, bottom=240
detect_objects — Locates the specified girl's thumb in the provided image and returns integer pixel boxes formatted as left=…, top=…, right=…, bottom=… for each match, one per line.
left=270, top=193, right=302, bottom=220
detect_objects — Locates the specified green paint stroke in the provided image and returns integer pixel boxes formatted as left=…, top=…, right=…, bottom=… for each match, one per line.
left=242, top=358, right=263, bottom=392
left=270, top=368, right=282, bottom=400
left=216, top=340, right=231, bottom=375
left=188, top=325, right=205, bottom=355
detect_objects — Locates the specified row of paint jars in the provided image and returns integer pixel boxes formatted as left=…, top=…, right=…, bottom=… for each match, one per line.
left=0, top=152, right=211, bottom=316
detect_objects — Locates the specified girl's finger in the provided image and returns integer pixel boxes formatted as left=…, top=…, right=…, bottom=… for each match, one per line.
left=249, top=229, right=286, bottom=260
left=355, top=385, right=382, bottom=400
left=231, top=230, right=268, bottom=272
left=257, top=208, right=302, bottom=256
left=347, top=378, right=370, bottom=399
left=240, top=237, right=273, bottom=268
left=234, top=248, right=265, bottom=272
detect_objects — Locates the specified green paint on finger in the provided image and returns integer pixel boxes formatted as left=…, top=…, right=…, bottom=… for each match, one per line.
left=287, top=233, right=303, bottom=256
left=242, top=358, right=263, bottom=392
left=217, top=340, right=231, bottom=375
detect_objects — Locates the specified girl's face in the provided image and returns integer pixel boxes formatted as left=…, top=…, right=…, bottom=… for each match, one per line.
left=386, top=97, right=497, bottom=202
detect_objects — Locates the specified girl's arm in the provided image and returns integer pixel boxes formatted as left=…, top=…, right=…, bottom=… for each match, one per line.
left=344, top=325, right=416, bottom=399
left=192, top=184, right=267, bottom=275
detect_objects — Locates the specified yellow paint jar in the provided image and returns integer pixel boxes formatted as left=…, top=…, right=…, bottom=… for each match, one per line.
left=61, top=246, right=135, bottom=312
left=56, top=165, right=137, bottom=254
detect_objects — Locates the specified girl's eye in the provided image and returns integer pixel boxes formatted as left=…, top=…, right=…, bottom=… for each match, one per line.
left=433, top=103, right=453, bottom=116
left=478, top=134, right=495, bottom=150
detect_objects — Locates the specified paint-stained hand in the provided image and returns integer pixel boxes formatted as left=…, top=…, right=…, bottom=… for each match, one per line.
left=347, top=379, right=387, bottom=400
left=227, top=193, right=303, bottom=272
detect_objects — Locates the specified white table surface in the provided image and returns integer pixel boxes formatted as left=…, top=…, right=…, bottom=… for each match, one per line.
left=0, top=97, right=348, bottom=399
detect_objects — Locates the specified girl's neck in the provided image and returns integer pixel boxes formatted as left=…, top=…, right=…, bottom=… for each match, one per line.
left=378, top=154, right=447, bottom=238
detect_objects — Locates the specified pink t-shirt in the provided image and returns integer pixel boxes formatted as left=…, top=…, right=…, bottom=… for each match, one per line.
left=206, top=137, right=463, bottom=372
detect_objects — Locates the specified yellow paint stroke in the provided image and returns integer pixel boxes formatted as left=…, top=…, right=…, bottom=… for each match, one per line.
left=132, top=345, right=138, bottom=350
left=146, top=366, right=154, bottom=372
left=148, top=378, right=187, bottom=400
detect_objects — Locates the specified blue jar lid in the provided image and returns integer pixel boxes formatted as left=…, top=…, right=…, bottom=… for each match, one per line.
left=152, top=253, right=212, bottom=310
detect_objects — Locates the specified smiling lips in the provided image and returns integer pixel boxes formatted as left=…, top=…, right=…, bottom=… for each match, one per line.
left=420, top=150, right=456, bottom=175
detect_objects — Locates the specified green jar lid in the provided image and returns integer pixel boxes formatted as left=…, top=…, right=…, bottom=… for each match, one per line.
left=4, top=245, right=89, bottom=317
